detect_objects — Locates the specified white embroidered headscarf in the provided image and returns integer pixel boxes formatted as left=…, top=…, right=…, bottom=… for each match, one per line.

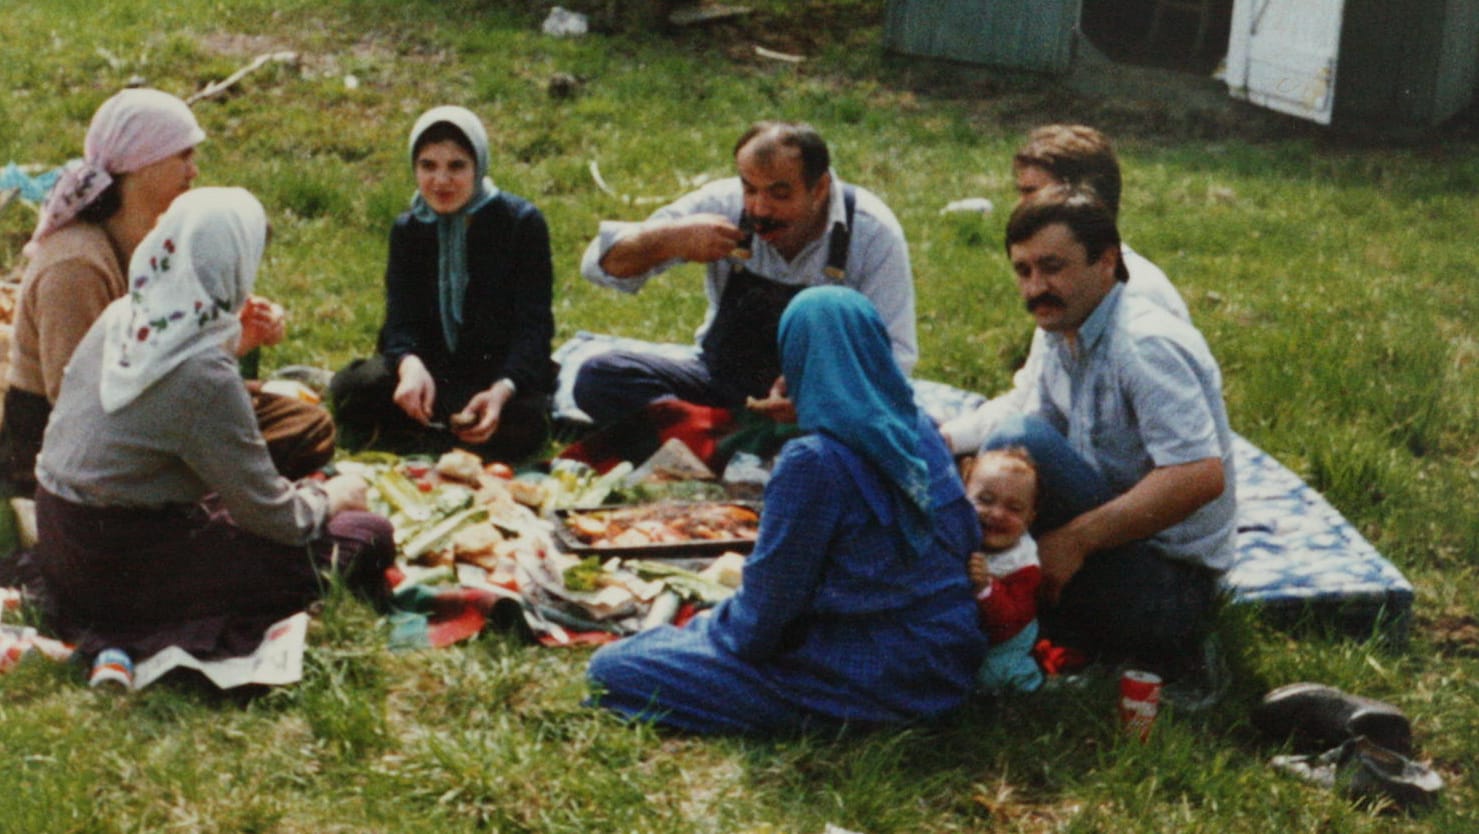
left=407, top=105, right=498, bottom=353
left=26, top=88, right=205, bottom=257
left=98, top=187, right=267, bottom=413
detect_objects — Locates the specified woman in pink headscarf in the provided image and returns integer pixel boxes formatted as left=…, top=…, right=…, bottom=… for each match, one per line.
left=0, top=88, right=329, bottom=499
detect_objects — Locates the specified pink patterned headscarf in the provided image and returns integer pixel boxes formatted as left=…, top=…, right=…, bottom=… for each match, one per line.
left=25, top=88, right=205, bottom=257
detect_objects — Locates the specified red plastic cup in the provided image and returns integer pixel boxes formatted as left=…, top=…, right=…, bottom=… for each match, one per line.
left=1119, top=669, right=1162, bottom=741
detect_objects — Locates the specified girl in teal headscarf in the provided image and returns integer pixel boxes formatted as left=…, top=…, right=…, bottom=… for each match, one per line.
left=330, top=106, right=555, bottom=462
left=587, top=286, right=984, bottom=735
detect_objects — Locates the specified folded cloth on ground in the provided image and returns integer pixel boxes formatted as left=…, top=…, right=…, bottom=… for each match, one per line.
left=1222, top=438, right=1413, bottom=641
left=388, top=581, right=530, bottom=649
left=0, top=162, right=61, bottom=203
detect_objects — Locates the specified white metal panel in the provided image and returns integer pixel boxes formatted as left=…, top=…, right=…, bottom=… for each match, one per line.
left=1225, top=0, right=1347, bottom=124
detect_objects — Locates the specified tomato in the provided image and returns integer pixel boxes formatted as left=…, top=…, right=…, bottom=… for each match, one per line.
left=404, top=462, right=431, bottom=478
left=416, top=479, right=434, bottom=493
left=485, top=462, right=515, bottom=480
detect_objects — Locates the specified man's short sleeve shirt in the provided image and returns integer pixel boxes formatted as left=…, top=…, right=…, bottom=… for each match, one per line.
left=1037, top=284, right=1237, bottom=570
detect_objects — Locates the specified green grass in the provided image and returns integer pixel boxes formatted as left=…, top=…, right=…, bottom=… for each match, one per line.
left=3, top=1, right=1477, bottom=830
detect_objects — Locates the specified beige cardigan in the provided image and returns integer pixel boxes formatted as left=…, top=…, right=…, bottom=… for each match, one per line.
left=8, top=222, right=128, bottom=402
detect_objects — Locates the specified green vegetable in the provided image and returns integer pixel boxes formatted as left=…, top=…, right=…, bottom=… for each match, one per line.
left=562, top=556, right=607, bottom=592
left=573, top=461, right=635, bottom=508
left=375, top=469, right=432, bottom=522
left=401, top=506, right=489, bottom=560
left=628, top=560, right=735, bottom=604
left=431, top=484, right=473, bottom=515
left=339, top=450, right=402, bottom=466
left=624, top=479, right=728, bottom=505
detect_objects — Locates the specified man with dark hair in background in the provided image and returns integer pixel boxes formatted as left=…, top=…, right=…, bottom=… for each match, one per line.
left=941, top=124, right=1190, bottom=454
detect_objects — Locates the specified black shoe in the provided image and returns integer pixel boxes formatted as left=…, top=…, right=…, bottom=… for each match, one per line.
left=1271, top=736, right=1443, bottom=812
left=1252, top=682, right=1412, bottom=755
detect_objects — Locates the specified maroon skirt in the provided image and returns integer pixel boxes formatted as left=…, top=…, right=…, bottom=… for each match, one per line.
left=34, top=486, right=394, bottom=659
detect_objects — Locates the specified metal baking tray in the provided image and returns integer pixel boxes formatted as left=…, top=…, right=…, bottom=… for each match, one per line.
left=550, top=501, right=761, bottom=557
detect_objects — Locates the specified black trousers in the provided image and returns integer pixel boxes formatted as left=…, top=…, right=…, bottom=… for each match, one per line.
left=329, top=355, right=549, bottom=463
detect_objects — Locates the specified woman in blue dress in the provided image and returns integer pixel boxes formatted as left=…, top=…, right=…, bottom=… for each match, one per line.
left=587, top=285, right=984, bottom=734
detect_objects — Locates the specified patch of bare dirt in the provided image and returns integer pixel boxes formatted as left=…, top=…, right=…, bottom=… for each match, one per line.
left=656, top=2, right=1313, bottom=146
left=196, top=32, right=294, bottom=59
left=1424, top=612, right=1479, bottom=658
left=194, top=31, right=451, bottom=87
left=661, top=1, right=1476, bottom=145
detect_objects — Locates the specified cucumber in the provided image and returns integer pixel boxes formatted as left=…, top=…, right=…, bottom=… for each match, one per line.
left=401, top=506, right=489, bottom=560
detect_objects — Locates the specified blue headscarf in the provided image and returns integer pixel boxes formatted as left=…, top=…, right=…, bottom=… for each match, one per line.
left=779, top=286, right=935, bottom=557
left=407, top=106, right=499, bottom=353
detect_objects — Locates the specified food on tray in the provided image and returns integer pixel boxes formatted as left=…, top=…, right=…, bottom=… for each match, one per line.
left=508, top=478, right=547, bottom=508
left=435, top=448, right=484, bottom=483
left=453, top=522, right=502, bottom=561
left=560, top=503, right=760, bottom=550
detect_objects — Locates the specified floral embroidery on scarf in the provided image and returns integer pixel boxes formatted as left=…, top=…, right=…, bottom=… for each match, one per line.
left=117, top=235, right=222, bottom=369
left=97, top=187, right=263, bottom=414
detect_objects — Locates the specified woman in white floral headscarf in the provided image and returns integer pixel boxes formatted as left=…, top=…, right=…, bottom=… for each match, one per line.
left=32, top=188, right=394, bottom=662
left=1, top=88, right=329, bottom=500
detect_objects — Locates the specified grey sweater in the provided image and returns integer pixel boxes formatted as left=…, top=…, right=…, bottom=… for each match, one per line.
left=36, top=322, right=327, bottom=545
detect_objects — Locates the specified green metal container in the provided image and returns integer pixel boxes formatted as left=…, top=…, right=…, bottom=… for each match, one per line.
left=883, top=0, right=1085, bottom=74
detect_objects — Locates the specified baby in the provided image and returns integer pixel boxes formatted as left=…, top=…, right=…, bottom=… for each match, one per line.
left=965, top=447, right=1043, bottom=693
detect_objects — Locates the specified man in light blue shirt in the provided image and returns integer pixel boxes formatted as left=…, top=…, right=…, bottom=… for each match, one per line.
left=573, top=121, right=916, bottom=427
left=983, top=185, right=1236, bottom=675
left=941, top=123, right=1190, bottom=454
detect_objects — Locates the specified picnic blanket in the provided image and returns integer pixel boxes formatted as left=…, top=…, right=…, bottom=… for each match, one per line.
left=552, top=332, right=1414, bottom=640
left=0, top=335, right=1416, bottom=679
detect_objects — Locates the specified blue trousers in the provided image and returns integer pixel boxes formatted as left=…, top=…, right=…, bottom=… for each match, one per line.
left=983, top=415, right=1219, bottom=672
left=571, top=350, right=751, bottom=426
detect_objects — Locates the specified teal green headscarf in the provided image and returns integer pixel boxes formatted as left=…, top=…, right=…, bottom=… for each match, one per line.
left=407, top=105, right=498, bottom=353
left=779, top=286, right=935, bottom=557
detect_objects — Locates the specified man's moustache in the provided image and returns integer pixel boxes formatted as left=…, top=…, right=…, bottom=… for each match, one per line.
left=1026, top=294, right=1065, bottom=312
left=741, top=215, right=785, bottom=234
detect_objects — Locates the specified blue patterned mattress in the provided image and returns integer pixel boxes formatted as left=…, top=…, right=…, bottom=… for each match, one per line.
left=553, top=333, right=1414, bottom=638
